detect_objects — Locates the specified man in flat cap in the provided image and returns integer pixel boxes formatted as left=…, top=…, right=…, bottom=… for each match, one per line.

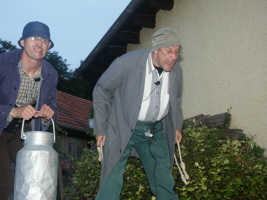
left=0, top=21, right=58, bottom=200
left=93, top=27, right=183, bottom=200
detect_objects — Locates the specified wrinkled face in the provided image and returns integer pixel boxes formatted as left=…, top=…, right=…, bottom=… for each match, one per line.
left=152, top=45, right=181, bottom=72
left=20, top=37, right=51, bottom=61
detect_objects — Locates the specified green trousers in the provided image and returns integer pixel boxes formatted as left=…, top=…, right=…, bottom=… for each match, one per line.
left=95, top=121, right=178, bottom=200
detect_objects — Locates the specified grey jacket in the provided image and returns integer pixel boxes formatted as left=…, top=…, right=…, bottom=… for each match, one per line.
left=93, top=49, right=183, bottom=185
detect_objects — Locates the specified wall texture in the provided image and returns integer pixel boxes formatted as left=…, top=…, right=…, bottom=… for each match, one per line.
left=128, top=0, right=267, bottom=151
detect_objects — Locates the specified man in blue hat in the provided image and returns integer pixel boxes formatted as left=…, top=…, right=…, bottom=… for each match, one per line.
left=0, top=21, right=58, bottom=200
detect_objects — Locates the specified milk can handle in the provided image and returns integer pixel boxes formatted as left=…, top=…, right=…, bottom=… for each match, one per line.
left=21, top=114, right=56, bottom=143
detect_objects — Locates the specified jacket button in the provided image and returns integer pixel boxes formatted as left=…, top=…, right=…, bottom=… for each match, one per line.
left=14, top=87, right=17, bottom=90
left=9, top=104, right=12, bottom=106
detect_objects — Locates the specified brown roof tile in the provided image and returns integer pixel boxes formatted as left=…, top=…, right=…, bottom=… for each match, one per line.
left=56, top=91, right=93, bottom=132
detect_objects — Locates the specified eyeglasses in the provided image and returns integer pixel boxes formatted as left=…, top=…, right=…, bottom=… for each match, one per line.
left=159, top=48, right=180, bottom=57
left=30, top=37, right=49, bottom=44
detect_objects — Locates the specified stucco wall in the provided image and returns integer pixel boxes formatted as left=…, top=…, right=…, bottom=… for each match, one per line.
left=127, top=0, right=267, bottom=151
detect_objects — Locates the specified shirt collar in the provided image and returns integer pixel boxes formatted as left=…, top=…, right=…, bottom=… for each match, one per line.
left=18, top=60, right=42, bottom=79
left=147, top=53, right=167, bottom=79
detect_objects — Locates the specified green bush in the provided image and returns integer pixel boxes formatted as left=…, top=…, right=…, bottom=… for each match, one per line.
left=121, top=156, right=154, bottom=199
left=63, top=149, right=101, bottom=199
left=174, top=122, right=267, bottom=200
left=64, top=122, right=267, bottom=200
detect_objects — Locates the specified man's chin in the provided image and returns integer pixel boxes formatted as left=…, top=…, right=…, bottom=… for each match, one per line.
left=163, top=65, right=174, bottom=72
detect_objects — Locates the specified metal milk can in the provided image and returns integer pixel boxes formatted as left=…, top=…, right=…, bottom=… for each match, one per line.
left=14, top=118, right=58, bottom=200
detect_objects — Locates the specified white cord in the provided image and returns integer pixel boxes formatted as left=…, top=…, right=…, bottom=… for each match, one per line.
left=97, top=141, right=104, bottom=162
left=174, top=139, right=190, bottom=185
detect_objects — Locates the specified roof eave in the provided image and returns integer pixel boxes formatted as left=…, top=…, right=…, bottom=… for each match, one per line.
left=75, top=0, right=144, bottom=77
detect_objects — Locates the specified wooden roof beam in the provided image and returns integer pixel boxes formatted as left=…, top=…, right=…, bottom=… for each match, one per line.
left=98, top=54, right=118, bottom=65
left=119, top=31, right=140, bottom=44
left=108, top=45, right=127, bottom=56
left=134, top=14, right=156, bottom=28
left=150, top=0, right=174, bottom=10
left=91, top=62, right=109, bottom=73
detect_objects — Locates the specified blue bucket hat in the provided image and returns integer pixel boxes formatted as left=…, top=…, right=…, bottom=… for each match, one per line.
left=18, top=21, right=54, bottom=49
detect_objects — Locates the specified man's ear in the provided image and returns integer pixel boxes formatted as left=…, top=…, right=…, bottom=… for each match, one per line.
left=20, top=40, right=25, bottom=47
left=48, top=42, right=51, bottom=49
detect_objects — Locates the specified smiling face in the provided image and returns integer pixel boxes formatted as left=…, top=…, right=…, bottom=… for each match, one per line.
left=151, top=45, right=181, bottom=72
left=20, top=37, right=51, bottom=61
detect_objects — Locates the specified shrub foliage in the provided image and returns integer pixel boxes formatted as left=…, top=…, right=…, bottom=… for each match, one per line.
left=64, top=122, right=267, bottom=200
left=174, top=122, right=267, bottom=200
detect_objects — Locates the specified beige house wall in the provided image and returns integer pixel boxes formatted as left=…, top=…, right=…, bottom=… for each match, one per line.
left=128, top=0, right=267, bottom=151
